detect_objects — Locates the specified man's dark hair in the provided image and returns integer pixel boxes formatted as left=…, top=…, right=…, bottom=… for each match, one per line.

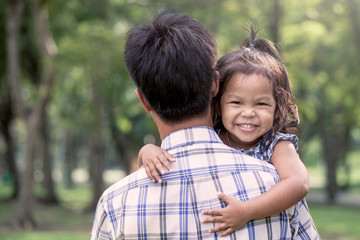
left=124, top=10, right=217, bottom=123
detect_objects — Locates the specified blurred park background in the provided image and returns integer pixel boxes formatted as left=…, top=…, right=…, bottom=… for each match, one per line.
left=1, top=0, right=360, bottom=239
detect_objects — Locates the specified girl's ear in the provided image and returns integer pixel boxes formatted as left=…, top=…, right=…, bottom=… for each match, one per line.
left=135, top=88, right=152, bottom=112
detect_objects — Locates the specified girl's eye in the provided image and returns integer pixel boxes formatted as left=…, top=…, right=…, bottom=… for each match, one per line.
left=230, top=101, right=241, bottom=105
left=257, top=102, right=268, bottom=106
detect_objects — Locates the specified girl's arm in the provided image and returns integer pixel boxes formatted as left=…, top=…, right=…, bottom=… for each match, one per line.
left=202, top=140, right=309, bottom=236
left=138, top=144, right=176, bottom=183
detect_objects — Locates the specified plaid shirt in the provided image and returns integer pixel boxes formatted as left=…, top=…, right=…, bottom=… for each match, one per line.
left=90, top=126, right=319, bottom=239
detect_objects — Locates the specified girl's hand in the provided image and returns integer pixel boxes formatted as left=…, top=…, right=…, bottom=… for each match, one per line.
left=202, top=192, right=252, bottom=236
left=138, top=144, right=176, bottom=183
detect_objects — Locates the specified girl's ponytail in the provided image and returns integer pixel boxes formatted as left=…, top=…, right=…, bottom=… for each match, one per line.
left=243, top=23, right=282, bottom=63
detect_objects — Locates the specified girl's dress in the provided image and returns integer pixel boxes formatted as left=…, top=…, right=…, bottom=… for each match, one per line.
left=230, top=130, right=298, bottom=163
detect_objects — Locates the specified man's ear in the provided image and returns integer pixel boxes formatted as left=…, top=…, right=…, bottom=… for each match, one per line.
left=135, top=88, right=152, bottom=112
left=211, top=71, right=220, bottom=97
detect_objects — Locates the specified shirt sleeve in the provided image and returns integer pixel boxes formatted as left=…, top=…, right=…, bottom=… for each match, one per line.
left=90, top=198, right=113, bottom=240
left=266, top=132, right=299, bottom=160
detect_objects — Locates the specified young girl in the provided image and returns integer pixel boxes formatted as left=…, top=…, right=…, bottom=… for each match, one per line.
left=137, top=26, right=309, bottom=236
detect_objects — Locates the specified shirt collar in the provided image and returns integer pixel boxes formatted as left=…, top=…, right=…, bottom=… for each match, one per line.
left=161, top=126, right=222, bottom=151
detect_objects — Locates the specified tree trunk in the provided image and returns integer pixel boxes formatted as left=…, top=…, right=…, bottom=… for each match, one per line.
left=338, top=125, right=351, bottom=190
left=318, top=105, right=349, bottom=203
left=63, top=132, right=76, bottom=188
left=88, top=133, right=105, bottom=210
left=13, top=115, right=40, bottom=229
left=6, top=0, right=26, bottom=118
left=322, top=136, right=338, bottom=202
left=321, top=126, right=351, bottom=201
left=5, top=0, right=36, bottom=229
left=40, top=110, right=58, bottom=204
left=2, top=121, right=19, bottom=199
left=267, top=0, right=282, bottom=44
left=7, top=0, right=57, bottom=229
left=346, top=0, right=360, bottom=60
left=0, top=95, right=18, bottom=199
left=87, top=58, right=108, bottom=211
left=108, top=109, right=134, bottom=174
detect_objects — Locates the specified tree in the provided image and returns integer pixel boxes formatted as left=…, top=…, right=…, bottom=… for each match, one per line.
left=7, top=0, right=57, bottom=228
left=40, top=110, right=58, bottom=204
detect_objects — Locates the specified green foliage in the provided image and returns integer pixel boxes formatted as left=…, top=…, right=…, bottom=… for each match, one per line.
left=58, top=186, right=92, bottom=209
left=337, top=150, right=360, bottom=189
left=0, top=179, right=13, bottom=200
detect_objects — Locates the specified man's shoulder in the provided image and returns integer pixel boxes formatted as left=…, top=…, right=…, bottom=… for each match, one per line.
left=100, top=167, right=151, bottom=203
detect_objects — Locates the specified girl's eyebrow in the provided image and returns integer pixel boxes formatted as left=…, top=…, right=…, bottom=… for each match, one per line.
left=256, top=95, right=273, bottom=101
left=223, top=94, right=242, bottom=100
left=223, top=92, right=242, bottom=98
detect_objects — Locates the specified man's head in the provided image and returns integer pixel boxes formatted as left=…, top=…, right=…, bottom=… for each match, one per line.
left=124, top=10, right=217, bottom=124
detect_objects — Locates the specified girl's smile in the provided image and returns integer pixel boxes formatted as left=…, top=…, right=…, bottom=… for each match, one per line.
left=237, top=123, right=258, bottom=132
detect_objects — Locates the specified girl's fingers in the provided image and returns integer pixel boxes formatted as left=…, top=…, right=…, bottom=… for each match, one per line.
left=219, top=227, right=235, bottom=236
left=163, top=150, right=176, bottom=162
left=217, top=192, right=233, bottom=204
left=209, top=223, right=228, bottom=233
left=202, top=215, right=223, bottom=223
left=153, top=158, right=166, bottom=175
left=202, top=209, right=222, bottom=216
left=148, top=163, right=162, bottom=183
left=144, top=165, right=155, bottom=183
left=158, top=155, right=173, bottom=173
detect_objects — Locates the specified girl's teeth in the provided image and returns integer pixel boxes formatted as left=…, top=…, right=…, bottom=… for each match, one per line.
left=240, top=124, right=255, bottom=129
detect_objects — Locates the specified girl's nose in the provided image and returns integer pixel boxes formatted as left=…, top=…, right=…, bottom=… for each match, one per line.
left=240, top=107, right=255, bottom=117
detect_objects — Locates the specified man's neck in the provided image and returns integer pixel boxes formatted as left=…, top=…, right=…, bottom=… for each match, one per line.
left=154, top=110, right=214, bottom=140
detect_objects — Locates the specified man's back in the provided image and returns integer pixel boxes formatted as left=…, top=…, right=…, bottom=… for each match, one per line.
left=90, top=127, right=318, bottom=239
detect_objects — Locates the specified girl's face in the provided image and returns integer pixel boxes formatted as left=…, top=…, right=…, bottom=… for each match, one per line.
left=220, top=73, right=276, bottom=150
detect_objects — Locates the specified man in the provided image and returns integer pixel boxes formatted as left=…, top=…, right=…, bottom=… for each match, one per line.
left=90, top=10, right=319, bottom=239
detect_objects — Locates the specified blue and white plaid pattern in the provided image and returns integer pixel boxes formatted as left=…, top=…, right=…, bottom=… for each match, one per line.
left=233, top=131, right=299, bottom=163
left=90, top=127, right=319, bottom=239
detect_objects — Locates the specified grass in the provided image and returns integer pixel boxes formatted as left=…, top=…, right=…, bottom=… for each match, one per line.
left=0, top=232, right=89, bottom=240
left=309, top=204, right=360, bottom=240
left=303, top=151, right=360, bottom=239
left=0, top=185, right=93, bottom=240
